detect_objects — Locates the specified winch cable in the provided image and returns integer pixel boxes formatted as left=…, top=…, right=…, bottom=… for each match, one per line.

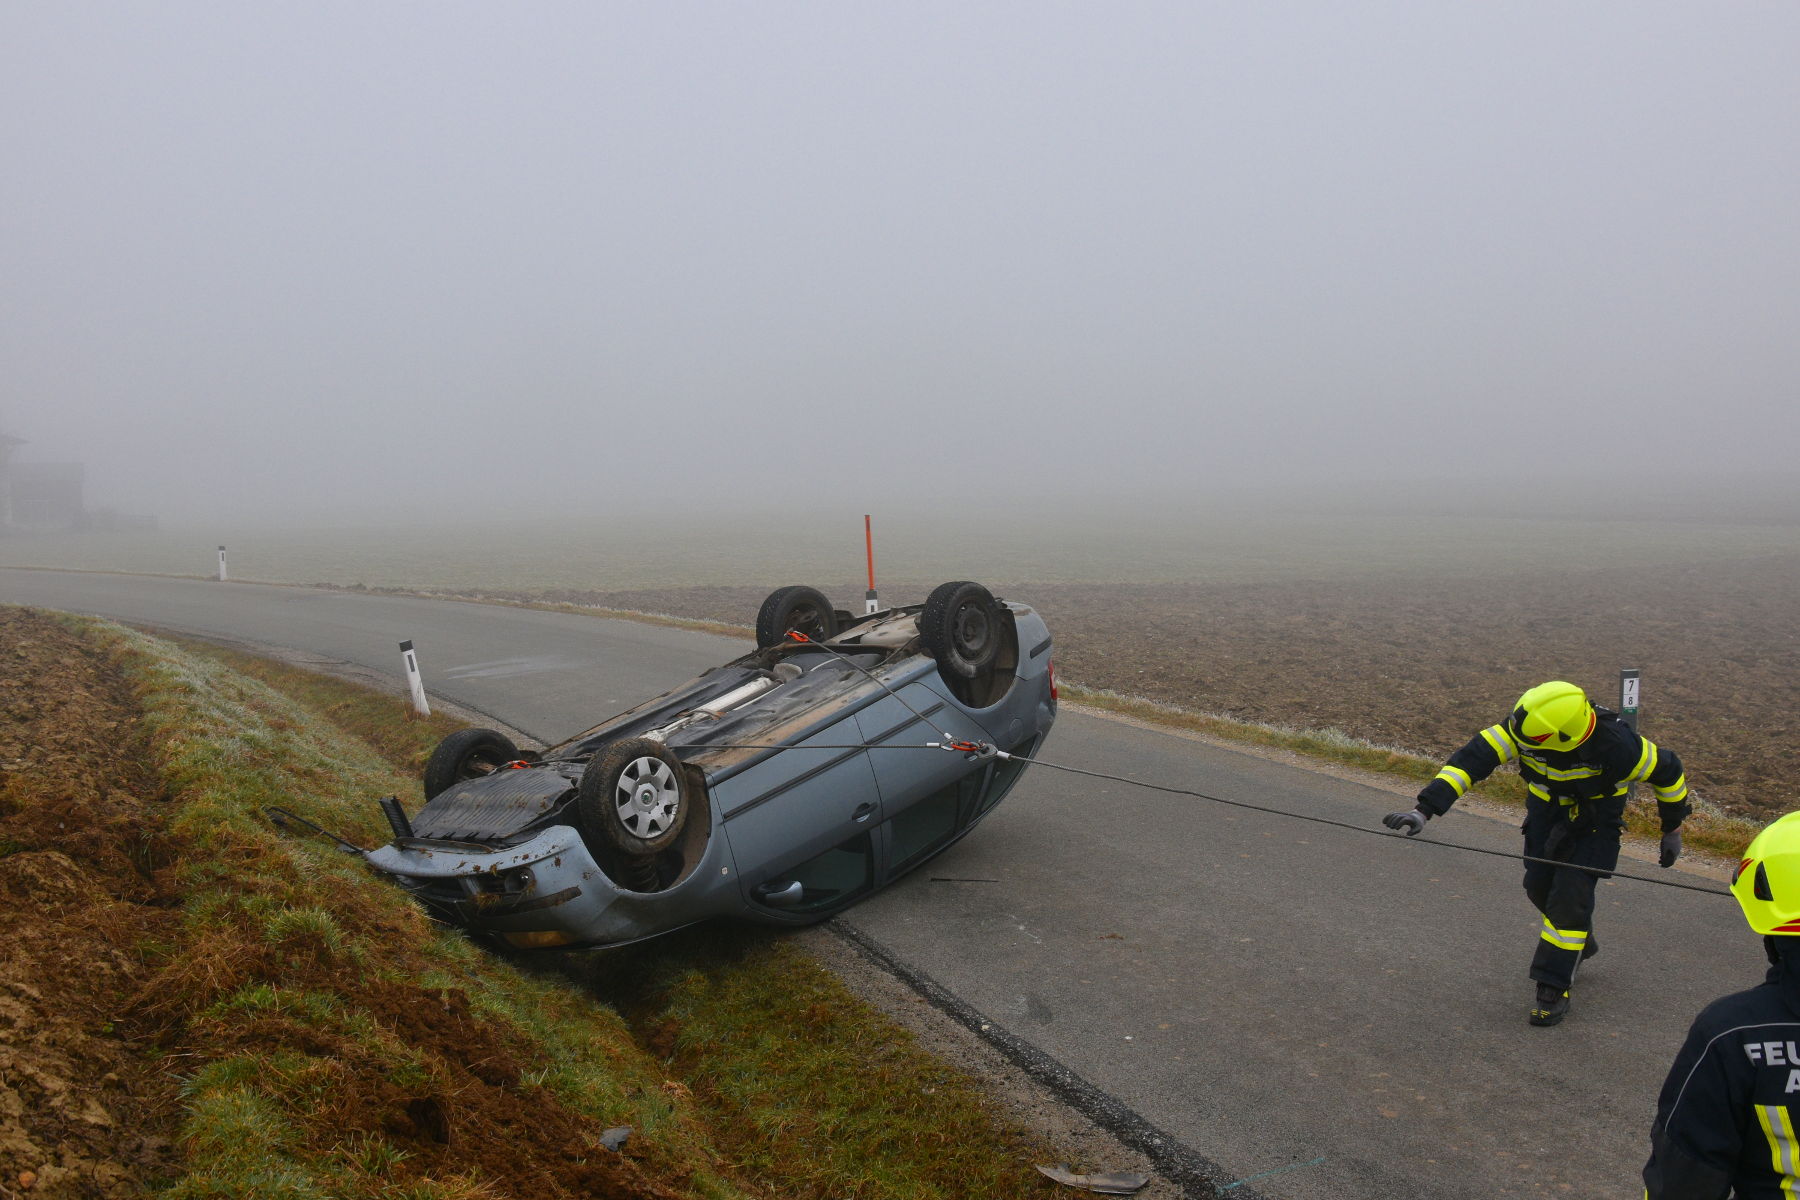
left=265, top=805, right=368, bottom=854
left=988, top=745, right=1736, bottom=898
left=665, top=736, right=1735, bottom=899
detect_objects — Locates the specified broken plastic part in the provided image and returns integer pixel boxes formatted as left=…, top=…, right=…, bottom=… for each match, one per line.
left=377, top=795, right=415, bottom=841
left=1034, top=1164, right=1150, bottom=1195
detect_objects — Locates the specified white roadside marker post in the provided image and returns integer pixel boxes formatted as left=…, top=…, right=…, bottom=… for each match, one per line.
left=1619, top=668, right=1641, bottom=733
left=400, top=640, right=430, bottom=717
left=217, top=545, right=227, bottom=582
left=1620, top=668, right=1641, bottom=800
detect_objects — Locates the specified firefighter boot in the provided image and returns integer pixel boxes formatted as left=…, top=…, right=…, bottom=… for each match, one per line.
left=1529, top=983, right=1571, bottom=1027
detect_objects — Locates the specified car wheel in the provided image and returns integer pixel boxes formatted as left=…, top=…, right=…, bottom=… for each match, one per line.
left=919, top=581, right=1002, bottom=679
left=578, top=738, right=690, bottom=857
left=421, top=728, right=519, bottom=800
left=755, top=585, right=839, bottom=648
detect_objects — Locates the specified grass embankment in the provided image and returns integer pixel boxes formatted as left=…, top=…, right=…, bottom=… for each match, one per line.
left=13, top=615, right=1081, bottom=1198
left=1059, top=682, right=1761, bottom=863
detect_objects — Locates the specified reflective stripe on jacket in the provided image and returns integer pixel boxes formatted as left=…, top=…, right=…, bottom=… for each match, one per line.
left=1417, top=709, right=1690, bottom=832
left=1646, top=943, right=1800, bottom=1199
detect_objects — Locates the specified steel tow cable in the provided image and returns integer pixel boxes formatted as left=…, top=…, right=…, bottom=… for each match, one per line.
left=993, top=747, right=1736, bottom=897
left=665, top=737, right=1735, bottom=899
left=686, top=624, right=1733, bottom=897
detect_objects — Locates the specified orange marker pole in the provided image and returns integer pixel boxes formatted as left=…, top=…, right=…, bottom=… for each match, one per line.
left=865, top=515, right=879, bottom=614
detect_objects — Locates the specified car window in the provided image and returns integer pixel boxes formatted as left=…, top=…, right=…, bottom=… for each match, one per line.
left=755, top=831, right=875, bottom=914
left=888, top=772, right=985, bottom=874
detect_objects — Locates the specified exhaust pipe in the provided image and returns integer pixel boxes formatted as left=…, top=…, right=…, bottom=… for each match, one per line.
left=646, top=675, right=782, bottom=742
left=697, top=676, right=778, bottom=716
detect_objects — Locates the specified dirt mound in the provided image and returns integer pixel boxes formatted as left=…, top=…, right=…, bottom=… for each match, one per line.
left=0, top=607, right=182, bottom=1196
left=172, top=969, right=689, bottom=1200
left=0, top=610, right=697, bottom=1199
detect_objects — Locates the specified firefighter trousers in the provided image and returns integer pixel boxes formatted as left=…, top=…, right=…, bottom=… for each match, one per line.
left=1521, top=802, right=1621, bottom=990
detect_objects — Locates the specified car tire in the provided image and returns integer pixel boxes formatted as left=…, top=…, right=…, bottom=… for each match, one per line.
left=919, top=581, right=1003, bottom=679
left=421, top=728, right=519, bottom=800
left=755, top=585, right=839, bottom=648
left=578, top=738, right=690, bottom=857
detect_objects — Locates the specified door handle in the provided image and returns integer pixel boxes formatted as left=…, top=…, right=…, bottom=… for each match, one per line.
left=852, top=802, right=878, bottom=823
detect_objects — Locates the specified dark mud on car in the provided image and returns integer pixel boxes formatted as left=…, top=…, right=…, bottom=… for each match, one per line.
left=365, top=582, right=1057, bottom=950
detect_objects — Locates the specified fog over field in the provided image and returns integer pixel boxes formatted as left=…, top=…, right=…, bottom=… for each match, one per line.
left=4, top=3, right=1799, bottom=536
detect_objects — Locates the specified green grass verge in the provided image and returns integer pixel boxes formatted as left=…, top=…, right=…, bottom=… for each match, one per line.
left=570, top=929, right=1061, bottom=1200
left=171, top=639, right=470, bottom=777
left=99, top=621, right=1077, bottom=1199
left=77, top=616, right=739, bottom=1199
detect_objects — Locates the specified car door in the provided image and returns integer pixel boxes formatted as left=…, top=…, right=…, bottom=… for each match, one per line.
left=712, top=734, right=884, bottom=917
left=852, top=677, right=997, bottom=877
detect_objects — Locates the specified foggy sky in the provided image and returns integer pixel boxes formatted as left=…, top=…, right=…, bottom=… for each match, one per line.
left=3, top=3, right=1798, bottom=525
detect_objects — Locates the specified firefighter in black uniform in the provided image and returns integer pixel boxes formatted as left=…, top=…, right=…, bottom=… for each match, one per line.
left=1380, top=680, right=1692, bottom=1025
left=1645, top=811, right=1800, bottom=1198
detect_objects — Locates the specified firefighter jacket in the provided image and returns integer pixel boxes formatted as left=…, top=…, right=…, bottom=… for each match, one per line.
left=1645, top=938, right=1800, bottom=1199
left=1415, top=708, right=1690, bottom=834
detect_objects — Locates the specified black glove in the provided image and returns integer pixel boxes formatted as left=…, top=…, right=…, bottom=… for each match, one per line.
left=1383, top=807, right=1430, bottom=837
left=1660, top=828, right=1682, bottom=868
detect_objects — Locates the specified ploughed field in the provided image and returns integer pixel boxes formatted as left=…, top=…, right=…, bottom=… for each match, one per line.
left=521, top=553, right=1800, bottom=822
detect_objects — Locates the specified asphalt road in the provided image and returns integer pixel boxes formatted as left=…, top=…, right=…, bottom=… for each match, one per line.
left=1, top=568, right=1749, bottom=1199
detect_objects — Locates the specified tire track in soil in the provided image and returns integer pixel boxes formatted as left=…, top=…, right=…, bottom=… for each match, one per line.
left=0, top=607, right=184, bottom=1196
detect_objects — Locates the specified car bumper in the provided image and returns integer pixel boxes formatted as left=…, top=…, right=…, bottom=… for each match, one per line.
left=364, top=825, right=724, bottom=950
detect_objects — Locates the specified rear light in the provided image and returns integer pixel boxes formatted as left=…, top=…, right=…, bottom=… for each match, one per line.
left=1048, top=660, right=1058, bottom=702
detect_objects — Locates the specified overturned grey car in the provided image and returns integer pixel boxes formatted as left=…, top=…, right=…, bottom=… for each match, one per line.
left=363, top=581, right=1057, bottom=950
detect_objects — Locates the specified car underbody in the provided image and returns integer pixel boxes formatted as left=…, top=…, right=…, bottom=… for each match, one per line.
left=361, top=582, right=1057, bottom=950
